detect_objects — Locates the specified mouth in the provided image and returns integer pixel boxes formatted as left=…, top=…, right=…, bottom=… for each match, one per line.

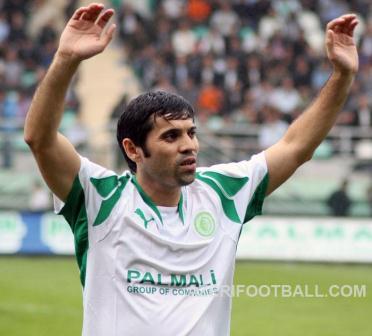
left=179, top=157, right=197, bottom=170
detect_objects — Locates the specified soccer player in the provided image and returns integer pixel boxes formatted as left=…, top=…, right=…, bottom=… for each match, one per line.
left=24, top=3, right=359, bottom=336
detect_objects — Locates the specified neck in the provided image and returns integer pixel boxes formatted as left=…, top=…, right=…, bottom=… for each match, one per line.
left=135, top=172, right=181, bottom=207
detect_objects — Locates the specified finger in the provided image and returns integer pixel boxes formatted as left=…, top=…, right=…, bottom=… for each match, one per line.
left=334, top=24, right=342, bottom=34
left=325, top=29, right=334, bottom=50
left=335, top=17, right=358, bottom=36
left=339, top=13, right=357, bottom=20
left=339, top=15, right=358, bottom=34
left=96, top=9, right=115, bottom=28
left=72, top=7, right=87, bottom=20
left=101, top=23, right=116, bottom=46
left=327, top=17, right=346, bottom=31
left=327, top=14, right=357, bottom=33
left=340, top=22, right=349, bottom=35
left=81, top=3, right=105, bottom=22
left=338, top=13, right=357, bottom=21
left=346, top=19, right=359, bottom=36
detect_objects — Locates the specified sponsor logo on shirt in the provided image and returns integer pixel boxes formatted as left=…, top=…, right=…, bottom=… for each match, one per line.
left=127, top=269, right=217, bottom=287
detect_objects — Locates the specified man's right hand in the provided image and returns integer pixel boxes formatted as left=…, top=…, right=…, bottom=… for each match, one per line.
left=57, top=3, right=116, bottom=63
left=24, top=3, right=116, bottom=201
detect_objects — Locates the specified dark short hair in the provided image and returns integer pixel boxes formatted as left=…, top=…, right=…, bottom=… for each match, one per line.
left=117, top=91, right=195, bottom=173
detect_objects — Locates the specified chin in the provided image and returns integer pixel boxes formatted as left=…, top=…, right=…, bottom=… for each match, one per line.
left=177, top=173, right=196, bottom=186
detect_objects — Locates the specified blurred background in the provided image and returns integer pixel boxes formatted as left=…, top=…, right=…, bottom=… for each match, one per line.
left=0, top=0, right=372, bottom=335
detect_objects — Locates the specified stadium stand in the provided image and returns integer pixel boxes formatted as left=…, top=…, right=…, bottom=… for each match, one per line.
left=115, top=0, right=371, bottom=132
left=0, top=0, right=371, bottom=216
left=112, top=0, right=372, bottom=217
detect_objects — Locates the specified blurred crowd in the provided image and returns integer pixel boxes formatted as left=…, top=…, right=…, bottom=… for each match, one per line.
left=1, top=0, right=372, bottom=168
left=0, top=0, right=80, bottom=167
left=114, top=0, right=372, bottom=148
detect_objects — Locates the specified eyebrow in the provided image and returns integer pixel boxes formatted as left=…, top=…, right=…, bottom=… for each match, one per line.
left=159, top=126, right=197, bottom=137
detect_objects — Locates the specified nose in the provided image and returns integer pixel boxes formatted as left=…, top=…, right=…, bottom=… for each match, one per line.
left=179, top=134, right=198, bottom=154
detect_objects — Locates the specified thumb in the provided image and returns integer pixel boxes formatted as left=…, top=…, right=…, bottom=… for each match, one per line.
left=326, top=29, right=334, bottom=47
left=325, top=29, right=335, bottom=58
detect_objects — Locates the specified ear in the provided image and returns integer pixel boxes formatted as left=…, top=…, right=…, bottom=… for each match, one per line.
left=122, top=138, right=141, bottom=163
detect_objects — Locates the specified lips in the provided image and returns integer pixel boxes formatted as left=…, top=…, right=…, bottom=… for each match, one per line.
left=180, top=157, right=196, bottom=166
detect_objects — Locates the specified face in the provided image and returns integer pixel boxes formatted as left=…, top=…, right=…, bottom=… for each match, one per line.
left=137, top=117, right=199, bottom=188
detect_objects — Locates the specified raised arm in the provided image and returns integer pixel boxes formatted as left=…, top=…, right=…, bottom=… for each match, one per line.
left=24, top=4, right=116, bottom=201
left=264, top=14, right=359, bottom=195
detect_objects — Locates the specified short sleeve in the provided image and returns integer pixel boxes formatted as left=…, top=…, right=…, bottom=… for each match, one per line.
left=53, top=156, right=91, bottom=286
left=196, top=152, right=269, bottom=224
left=52, top=156, right=130, bottom=286
left=53, top=156, right=92, bottom=229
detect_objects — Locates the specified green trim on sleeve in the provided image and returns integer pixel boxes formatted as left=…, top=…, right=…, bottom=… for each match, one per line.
left=90, top=174, right=130, bottom=226
left=60, top=175, right=88, bottom=287
left=196, top=171, right=248, bottom=223
left=243, top=172, right=269, bottom=223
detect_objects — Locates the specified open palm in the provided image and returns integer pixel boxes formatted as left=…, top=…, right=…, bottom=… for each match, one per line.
left=326, top=14, right=359, bottom=74
left=58, top=4, right=116, bottom=62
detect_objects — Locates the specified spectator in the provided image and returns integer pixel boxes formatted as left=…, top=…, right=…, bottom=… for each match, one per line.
left=0, top=0, right=81, bottom=169
left=210, top=2, right=240, bottom=38
left=162, top=0, right=184, bottom=21
left=178, top=77, right=198, bottom=108
left=258, top=105, right=288, bottom=149
left=3, top=48, right=23, bottom=86
left=197, top=78, right=224, bottom=122
left=186, top=0, right=211, bottom=23
left=366, top=182, right=372, bottom=216
left=311, top=60, right=332, bottom=90
left=0, top=13, right=9, bottom=43
left=28, top=180, right=51, bottom=212
left=293, top=56, right=312, bottom=88
left=327, top=179, right=352, bottom=217
left=171, top=20, right=197, bottom=56
left=351, top=94, right=371, bottom=128
left=115, top=0, right=371, bottom=136
left=258, top=7, right=284, bottom=42
left=172, top=55, right=189, bottom=87
left=199, top=27, right=225, bottom=55
left=360, top=22, right=372, bottom=63
left=269, top=78, right=302, bottom=119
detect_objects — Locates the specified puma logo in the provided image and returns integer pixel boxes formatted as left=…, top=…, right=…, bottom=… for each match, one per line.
left=135, top=208, right=155, bottom=229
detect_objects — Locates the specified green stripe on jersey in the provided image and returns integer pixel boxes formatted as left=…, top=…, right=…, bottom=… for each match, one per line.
left=60, top=175, right=88, bottom=287
left=196, top=172, right=248, bottom=223
left=243, top=173, right=269, bottom=223
left=90, top=174, right=130, bottom=226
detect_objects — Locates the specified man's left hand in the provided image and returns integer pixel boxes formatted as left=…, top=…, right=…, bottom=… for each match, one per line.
left=325, top=14, right=359, bottom=75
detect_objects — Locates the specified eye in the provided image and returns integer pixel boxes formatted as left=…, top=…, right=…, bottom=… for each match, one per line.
left=163, top=131, right=178, bottom=142
left=188, top=129, right=196, bottom=138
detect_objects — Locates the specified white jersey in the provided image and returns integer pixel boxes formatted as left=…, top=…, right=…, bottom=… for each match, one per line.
left=54, top=153, right=269, bottom=336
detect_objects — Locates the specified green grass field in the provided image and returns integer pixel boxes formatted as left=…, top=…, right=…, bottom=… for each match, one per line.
left=1, top=257, right=371, bottom=335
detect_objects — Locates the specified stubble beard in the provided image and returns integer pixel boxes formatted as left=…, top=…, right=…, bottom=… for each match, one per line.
left=174, top=166, right=196, bottom=186
left=176, top=173, right=195, bottom=186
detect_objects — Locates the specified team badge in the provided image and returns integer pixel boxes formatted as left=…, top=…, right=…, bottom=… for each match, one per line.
left=194, top=212, right=216, bottom=237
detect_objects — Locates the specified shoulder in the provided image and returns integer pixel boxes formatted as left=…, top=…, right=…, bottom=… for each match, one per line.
left=196, top=152, right=267, bottom=181
left=78, top=156, right=131, bottom=190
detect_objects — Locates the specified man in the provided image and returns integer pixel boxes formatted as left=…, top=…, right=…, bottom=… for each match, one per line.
left=327, top=179, right=352, bottom=216
left=24, top=3, right=359, bottom=336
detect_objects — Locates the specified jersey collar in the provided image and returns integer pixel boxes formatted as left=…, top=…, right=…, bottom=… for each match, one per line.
left=131, top=175, right=185, bottom=225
